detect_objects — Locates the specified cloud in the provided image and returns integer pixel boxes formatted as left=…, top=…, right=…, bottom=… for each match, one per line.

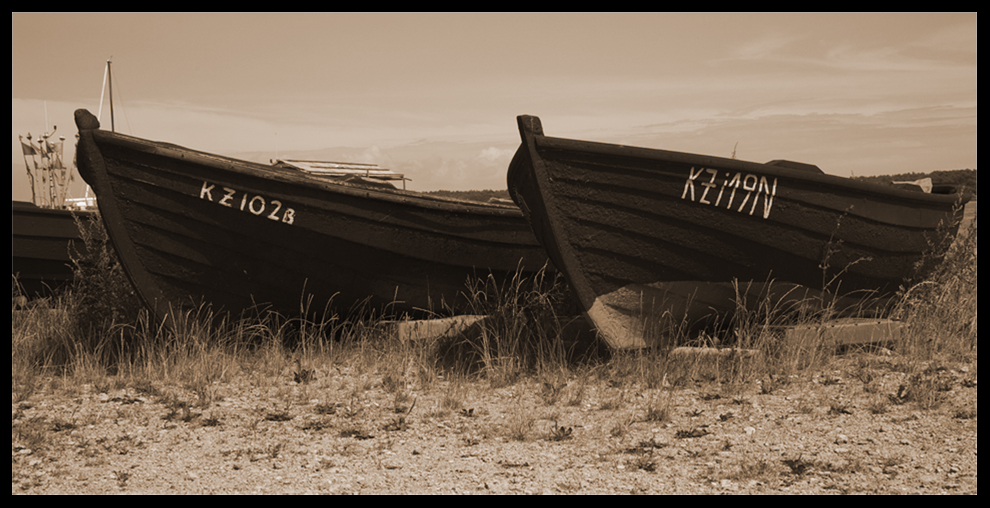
left=477, top=146, right=513, bottom=163
left=732, top=33, right=798, bottom=61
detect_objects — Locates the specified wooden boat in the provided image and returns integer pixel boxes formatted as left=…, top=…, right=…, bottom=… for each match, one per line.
left=13, top=127, right=96, bottom=299
left=507, top=115, right=968, bottom=350
left=12, top=201, right=94, bottom=298
left=73, top=108, right=551, bottom=325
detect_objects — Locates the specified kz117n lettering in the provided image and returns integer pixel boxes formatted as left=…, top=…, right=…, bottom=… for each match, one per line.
left=199, top=181, right=296, bottom=224
left=680, top=167, right=778, bottom=219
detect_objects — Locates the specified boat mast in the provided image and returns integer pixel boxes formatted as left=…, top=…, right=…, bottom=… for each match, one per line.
left=108, top=58, right=115, bottom=132
left=97, top=58, right=115, bottom=132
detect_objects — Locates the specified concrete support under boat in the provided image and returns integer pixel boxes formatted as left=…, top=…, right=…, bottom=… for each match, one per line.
left=675, top=317, right=903, bottom=351
left=767, top=317, right=905, bottom=350
left=666, top=318, right=904, bottom=378
left=381, top=314, right=602, bottom=355
left=383, top=315, right=489, bottom=343
left=380, top=316, right=903, bottom=364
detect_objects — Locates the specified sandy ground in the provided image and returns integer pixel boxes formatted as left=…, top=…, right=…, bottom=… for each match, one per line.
left=12, top=349, right=977, bottom=494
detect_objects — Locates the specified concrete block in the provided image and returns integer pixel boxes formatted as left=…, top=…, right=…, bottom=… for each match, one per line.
left=773, top=318, right=904, bottom=348
left=383, top=315, right=488, bottom=342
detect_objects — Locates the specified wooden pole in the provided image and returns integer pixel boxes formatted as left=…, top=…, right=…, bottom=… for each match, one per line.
left=108, top=59, right=115, bottom=133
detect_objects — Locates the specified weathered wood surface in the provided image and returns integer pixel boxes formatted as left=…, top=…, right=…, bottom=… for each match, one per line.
left=507, top=115, right=968, bottom=350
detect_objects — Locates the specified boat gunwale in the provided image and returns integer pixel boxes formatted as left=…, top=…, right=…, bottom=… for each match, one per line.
left=85, top=125, right=525, bottom=217
left=525, top=119, right=967, bottom=207
left=12, top=199, right=97, bottom=217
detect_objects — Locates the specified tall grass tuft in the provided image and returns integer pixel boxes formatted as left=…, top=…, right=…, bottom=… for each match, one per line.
left=12, top=213, right=145, bottom=376
left=11, top=211, right=357, bottom=392
left=455, top=264, right=580, bottom=386
left=892, top=206, right=977, bottom=361
left=68, top=212, right=144, bottom=343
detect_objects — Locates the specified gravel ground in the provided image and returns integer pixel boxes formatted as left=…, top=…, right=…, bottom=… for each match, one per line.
left=12, top=350, right=977, bottom=495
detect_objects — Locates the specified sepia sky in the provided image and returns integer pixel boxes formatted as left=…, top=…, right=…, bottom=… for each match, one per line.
left=12, top=12, right=977, bottom=201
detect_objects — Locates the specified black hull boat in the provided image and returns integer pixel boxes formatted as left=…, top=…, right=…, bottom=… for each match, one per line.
left=73, top=109, right=550, bottom=325
left=507, top=115, right=968, bottom=350
left=12, top=201, right=93, bottom=298
left=14, top=125, right=95, bottom=299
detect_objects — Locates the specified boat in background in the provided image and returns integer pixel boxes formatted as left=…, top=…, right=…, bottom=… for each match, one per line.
left=507, top=115, right=969, bottom=350
left=12, top=127, right=95, bottom=299
left=271, top=159, right=409, bottom=190
left=74, top=108, right=551, bottom=325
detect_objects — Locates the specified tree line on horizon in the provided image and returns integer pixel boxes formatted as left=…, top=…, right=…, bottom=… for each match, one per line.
left=853, top=169, right=976, bottom=199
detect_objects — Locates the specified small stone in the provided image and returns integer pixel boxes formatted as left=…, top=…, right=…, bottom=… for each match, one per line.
left=835, top=447, right=851, bottom=454
left=836, top=434, right=849, bottom=444
left=744, top=427, right=756, bottom=436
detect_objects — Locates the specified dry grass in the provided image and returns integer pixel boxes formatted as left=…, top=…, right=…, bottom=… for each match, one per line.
left=11, top=207, right=977, bottom=493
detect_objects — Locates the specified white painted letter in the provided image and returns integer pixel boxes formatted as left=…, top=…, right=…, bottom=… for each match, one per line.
left=760, top=177, right=778, bottom=219
left=199, top=181, right=215, bottom=201
left=681, top=167, right=705, bottom=201
left=737, top=174, right=758, bottom=213
left=219, top=187, right=236, bottom=207
left=249, top=195, right=266, bottom=215
left=268, top=200, right=283, bottom=221
left=724, top=173, right=742, bottom=210
left=699, top=168, right=718, bottom=204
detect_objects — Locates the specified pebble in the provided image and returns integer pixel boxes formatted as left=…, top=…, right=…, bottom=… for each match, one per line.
left=719, top=479, right=739, bottom=491
left=836, top=434, right=849, bottom=444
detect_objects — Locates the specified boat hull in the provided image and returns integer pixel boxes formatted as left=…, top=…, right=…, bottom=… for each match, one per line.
left=507, top=115, right=967, bottom=350
left=12, top=201, right=94, bottom=298
left=73, top=109, right=551, bottom=324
